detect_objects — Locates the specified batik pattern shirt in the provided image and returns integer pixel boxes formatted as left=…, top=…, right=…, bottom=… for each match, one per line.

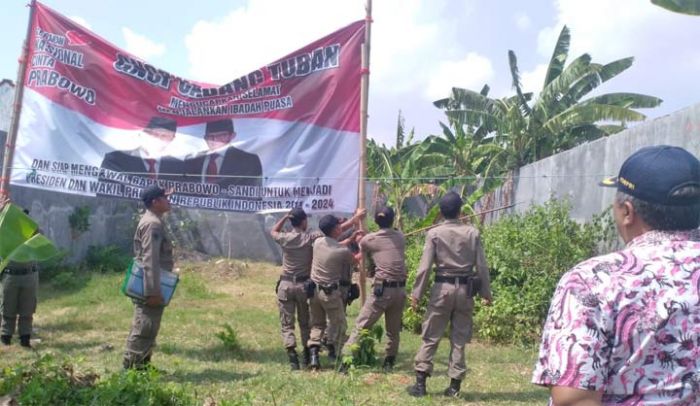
left=533, top=230, right=700, bottom=405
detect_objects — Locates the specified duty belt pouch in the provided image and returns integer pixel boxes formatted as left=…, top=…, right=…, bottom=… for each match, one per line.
left=372, top=282, right=384, bottom=297
left=470, top=277, right=482, bottom=297
left=348, top=283, right=360, bottom=304
left=303, top=280, right=316, bottom=299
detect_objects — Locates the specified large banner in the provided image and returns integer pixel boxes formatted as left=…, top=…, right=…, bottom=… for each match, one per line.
left=11, top=2, right=364, bottom=213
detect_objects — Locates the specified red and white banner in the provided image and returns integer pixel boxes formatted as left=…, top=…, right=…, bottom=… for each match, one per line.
left=11, top=2, right=364, bottom=213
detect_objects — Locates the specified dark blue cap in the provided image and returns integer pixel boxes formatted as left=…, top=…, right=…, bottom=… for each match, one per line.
left=318, top=214, right=340, bottom=236
left=288, top=207, right=307, bottom=221
left=141, top=185, right=168, bottom=205
left=600, top=145, right=700, bottom=206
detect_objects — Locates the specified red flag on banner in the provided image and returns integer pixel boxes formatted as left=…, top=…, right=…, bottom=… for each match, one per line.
left=12, top=2, right=364, bottom=213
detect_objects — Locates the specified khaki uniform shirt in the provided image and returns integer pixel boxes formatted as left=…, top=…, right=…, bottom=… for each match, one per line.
left=272, top=229, right=324, bottom=277
left=359, top=228, right=406, bottom=281
left=133, top=210, right=174, bottom=297
left=311, top=236, right=354, bottom=286
left=412, top=219, right=491, bottom=300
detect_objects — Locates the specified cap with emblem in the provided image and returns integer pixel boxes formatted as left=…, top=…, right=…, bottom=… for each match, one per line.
left=289, top=207, right=307, bottom=221
left=600, top=145, right=700, bottom=206
left=141, top=185, right=169, bottom=206
left=374, top=206, right=395, bottom=228
left=318, top=214, right=340, bottom=236
left=439, top=191, right=463, bottom=218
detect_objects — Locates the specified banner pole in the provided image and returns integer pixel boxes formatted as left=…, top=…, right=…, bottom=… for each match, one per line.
left=0, top=0, right=36, bottom=200
left=357, top=0, right=372, bottom=306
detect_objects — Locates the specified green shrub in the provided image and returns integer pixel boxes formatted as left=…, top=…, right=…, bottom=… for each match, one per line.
left=400, top=199, right=615, bottom=345
left=475, top=200, right=615, bottom=345
left=401, top=236, right=429, bottom=333
left=50, top=269, right=88, bottom=291
left=0, top=354, right=194, bottom=405
left=85, top=244, right=131, bottom=273
left=215, top=323, right=242, bottom=354
left=342, top=325, right=384, bottom=368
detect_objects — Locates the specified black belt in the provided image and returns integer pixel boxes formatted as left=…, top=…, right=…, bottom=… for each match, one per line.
left=279, top=274, right=309, bottom=283
left=380, top=280, right=406, bottom=288
left=435, top=275, right=470, bottom=284
left=339, top=280, right=351, bottom=287
left=3, top=269, right=36, bottom=275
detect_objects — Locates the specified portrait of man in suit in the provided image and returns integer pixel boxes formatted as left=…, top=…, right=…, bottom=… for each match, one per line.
left=184, top=119, right=263, bottom=189
left=101, top=116, right=182, bottom=182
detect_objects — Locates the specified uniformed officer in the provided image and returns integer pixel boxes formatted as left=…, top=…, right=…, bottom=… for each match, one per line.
left=1, top=259, right=38, bottom=348
left=123, top=185, right=174, bottom=369
left=307, top=214, right=363, bottom=370
left=407, top=192, right=493, bottom=397
left=320, top=223, right=361, bottom=360
left=270, top=208, right=364, bottom=370
left=1, top=203, right=39, bottom=348
left=342, top=206, right=406, bottom=372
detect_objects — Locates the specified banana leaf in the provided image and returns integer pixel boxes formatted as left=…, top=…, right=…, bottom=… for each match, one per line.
left=0, top=203, right=60, bottom=271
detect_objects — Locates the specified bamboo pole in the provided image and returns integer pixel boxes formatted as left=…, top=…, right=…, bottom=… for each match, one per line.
left=0, top=0, right=36, bottom=200
left=357, top=0, right=372, bottom=306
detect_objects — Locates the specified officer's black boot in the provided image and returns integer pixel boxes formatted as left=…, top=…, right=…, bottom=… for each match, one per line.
left=309, top=345, right=321, bottom=371
left=0, top=335, right=11, bottom=346
left=287, top=347, right=300, bottom=371
left=443, top=378, right=461, bottom=397
left=327, top=344, right=337, bottom=363
left=407, top=371, right=428, bottom=397
left=382, top=356, right=396, bottom=373
left=19, top=335, right=31, bottom=348
left=301, top=347, right=311, bottom=368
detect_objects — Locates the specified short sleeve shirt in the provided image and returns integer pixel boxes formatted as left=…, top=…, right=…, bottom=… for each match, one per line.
left=310, top=236, right=354, bottom=286
left=532, top=230, right=700, bottom=405
left=359, top=228, right=406, bottom=281
left=272, top=229, right=324, bottom=277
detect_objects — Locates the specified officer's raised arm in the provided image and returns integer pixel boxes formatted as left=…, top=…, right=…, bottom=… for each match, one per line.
left=270, top=212, right=291, bottom=239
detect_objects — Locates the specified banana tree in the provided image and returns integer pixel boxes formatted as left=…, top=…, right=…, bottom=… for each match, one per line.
left=651, top=0, right=700, bottom=14
left=434, top=25, right=662, bottom=170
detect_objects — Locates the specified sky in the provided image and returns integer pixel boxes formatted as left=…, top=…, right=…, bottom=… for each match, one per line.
left=2, top=0, right=700, bottom=147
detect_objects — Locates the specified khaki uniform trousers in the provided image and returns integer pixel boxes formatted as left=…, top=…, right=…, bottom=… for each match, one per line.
left=346, top=286, right=406, bottom=357
left=1, top=272, right=38, bottom=337
left=124, top=303, right=164, bottom=367
left=414, top=281, right=474, bottom=380
left=308, top=287, right=347, bottom=352
left=321, top=286, right=349, bottom=345
left=277, top=279, right=310, bottom=349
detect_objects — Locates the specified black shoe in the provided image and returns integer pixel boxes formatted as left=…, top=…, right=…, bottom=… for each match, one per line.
left=443, top=378, right=461, bottom=397
left=382, top=356, right=395, bottom=373
left=407, top=371, right=428, bottom=397
left=19, top=335, right=31, bottom=348
left=287, top=348, right=300, bottom=371
left=301, top=347, right=311, bottom=368
left=309, top=346, right=321, bottom=371
left=0, top=335, right=10, bottom=346
left=327, top=344, right=337, bottom=363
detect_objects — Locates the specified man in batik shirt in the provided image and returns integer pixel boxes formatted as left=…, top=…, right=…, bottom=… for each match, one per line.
left=533, top=145, right=700, bottom=405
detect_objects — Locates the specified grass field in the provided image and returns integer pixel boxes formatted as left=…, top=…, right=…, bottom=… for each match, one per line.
left=0, top=260, right=550, bottom=405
